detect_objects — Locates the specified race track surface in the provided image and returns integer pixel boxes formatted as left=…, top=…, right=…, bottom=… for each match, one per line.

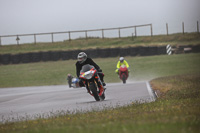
left=0, top=82, right=156, bottom=123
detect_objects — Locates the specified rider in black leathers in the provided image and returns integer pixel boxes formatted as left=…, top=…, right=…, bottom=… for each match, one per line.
left=75, top=52, right=105, bottom=89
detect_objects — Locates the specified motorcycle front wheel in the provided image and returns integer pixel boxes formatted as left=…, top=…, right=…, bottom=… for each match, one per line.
left=122, top=75, right=126, bottom=84
left=89, top=82, right=100, bottom=101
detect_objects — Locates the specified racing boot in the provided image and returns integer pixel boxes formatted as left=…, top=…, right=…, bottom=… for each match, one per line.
left=95, top=75, right=105, bottom=95
left=102, top=81, right=106, bottom=86
left=100, top=77, right=106, bottom=88
left=98, top=73, right=106, bottom=86
left=102, top=81, right=106, bottom=90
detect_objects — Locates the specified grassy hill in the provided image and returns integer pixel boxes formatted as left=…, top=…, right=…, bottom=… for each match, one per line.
left=0, top=33, right=200, bottom=54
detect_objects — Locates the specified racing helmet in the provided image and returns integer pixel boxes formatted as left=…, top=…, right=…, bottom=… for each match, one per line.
left=119, top=57, right=124, bottom=63
left=77, top=52, right=87, bottom=64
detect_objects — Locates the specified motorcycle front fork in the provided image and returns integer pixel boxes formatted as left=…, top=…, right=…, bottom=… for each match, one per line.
left=85, top=75, right=103, bottom=91
left=94, top=75, right=104, bottom=89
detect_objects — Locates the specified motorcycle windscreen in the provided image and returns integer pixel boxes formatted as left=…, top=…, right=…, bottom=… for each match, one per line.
left=80, top=64, right=95, bottom=73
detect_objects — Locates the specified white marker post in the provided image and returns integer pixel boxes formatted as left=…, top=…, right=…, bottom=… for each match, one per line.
left=166, top=44, right=172, bottom=55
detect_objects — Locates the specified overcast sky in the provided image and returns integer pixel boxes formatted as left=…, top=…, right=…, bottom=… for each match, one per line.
left=0, top=0, right=200, bottom=44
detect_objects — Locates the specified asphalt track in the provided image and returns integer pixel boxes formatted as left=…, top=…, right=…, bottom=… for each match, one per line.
left=0, top=82, right=156, bottom=123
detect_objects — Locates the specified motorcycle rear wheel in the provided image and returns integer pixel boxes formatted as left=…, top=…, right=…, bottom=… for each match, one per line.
left=89, top=83, right=100, bottom=101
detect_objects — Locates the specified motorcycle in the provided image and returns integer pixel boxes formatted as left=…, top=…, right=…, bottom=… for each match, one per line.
left=71, top=77, right=80, bottom=88
left=119, top=65, right=129, bottom=84
left=67, top=74, right=80, bottom=88
left=79, top=64, right=105, bottom=101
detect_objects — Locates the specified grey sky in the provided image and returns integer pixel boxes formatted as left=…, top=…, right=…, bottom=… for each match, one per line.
left=0, top=0, right=200, bottom=43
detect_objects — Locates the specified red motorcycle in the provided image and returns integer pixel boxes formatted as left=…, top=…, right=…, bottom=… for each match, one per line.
left=79, top=64, right=105, bottom=101
left=119, top=65, right=129, bottom=84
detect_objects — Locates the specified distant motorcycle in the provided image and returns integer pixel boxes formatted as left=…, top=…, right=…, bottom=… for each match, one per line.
left=79, top=64, right=105, bottom=101
left=67, top=74, right=80, bottom=88
left=71, top=77, right=80, bottom=88
left=119, top=65, right=129, bottom=84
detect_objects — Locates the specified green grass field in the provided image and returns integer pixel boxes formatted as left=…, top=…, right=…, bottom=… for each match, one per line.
left=0, top=53, right=200, bottom=88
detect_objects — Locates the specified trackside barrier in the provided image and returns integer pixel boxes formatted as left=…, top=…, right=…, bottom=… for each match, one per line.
left=0, top=45, right=199, bottom=65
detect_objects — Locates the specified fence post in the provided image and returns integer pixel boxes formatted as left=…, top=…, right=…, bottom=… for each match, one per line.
left=182, top=22, right=185, bottom=34
left=197, top=21, right=199, bottom=33
left=166, top=23, right=169, bottom=35
left=118, top=28, right=121, bottom=38
left=16, top=35, right=20, bottom=45
left=134, top=27, right=137, bottom=37
left=34, top=34, right=36, bottom=44
left=102, top=29, right=104, bottom=39
left=68, top=31, right=71, bottom=41
left=150, top=24, right=153, bottom=36
left=85, top=31, right=88, bottom=40
left=132, top=33, right=134, bottom=41
left=51, top=33, right=54, bottom=43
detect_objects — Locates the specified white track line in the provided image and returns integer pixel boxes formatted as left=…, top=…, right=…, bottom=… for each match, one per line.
left=146, top=81, right=156, bottom=102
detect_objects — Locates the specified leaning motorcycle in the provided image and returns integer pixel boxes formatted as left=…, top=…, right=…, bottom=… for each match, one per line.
left=119, top=65, right=129, bottom=84
left=79, top=64, right=105, bottom=101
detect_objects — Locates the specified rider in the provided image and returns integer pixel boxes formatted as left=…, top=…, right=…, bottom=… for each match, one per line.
left=67, top=74, right=73, bottom=88
left=75, top=52, right=105, bottom=95
left=115, top=57, right=130, bottom=74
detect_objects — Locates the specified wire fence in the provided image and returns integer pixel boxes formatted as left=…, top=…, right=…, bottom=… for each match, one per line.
left=0, top=21, right=199, bottom=46
left=0, top=24, right=152, bottom=45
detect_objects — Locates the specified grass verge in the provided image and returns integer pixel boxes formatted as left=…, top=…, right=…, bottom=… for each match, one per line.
left=0, top=74, right=199, bottom=133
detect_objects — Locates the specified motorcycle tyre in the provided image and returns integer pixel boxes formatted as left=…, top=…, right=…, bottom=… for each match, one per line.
left=89, top=82, right=100, bottom=101
left=122, top=75, right=126, bottom=84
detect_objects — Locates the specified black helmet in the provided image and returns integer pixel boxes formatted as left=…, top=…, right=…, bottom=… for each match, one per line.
left=77, top=52, right=87, bottom=64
